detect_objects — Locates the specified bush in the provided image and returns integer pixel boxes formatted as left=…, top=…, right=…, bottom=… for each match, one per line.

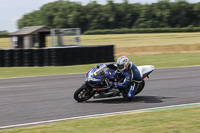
left=0, top=33, right=9, bottom=38
left=83, top=27, right=200, bottom=35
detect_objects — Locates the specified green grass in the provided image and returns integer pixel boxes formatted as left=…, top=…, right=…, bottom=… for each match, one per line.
left=0, top=52, right=199, bottom=78
left=1, top=32, right=200, bottom=49
left=131, top=52, right=200, bottom=68
left=0, top=37, right=9, bottom=49
left=1, top=106, right=199, bottom=133
left=0, top=64, right=94, bottom=78
left=81, top=32, right=200, bottom=48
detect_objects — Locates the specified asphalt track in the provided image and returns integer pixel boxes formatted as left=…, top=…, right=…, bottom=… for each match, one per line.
left=0, top=66, right=200, bottom=128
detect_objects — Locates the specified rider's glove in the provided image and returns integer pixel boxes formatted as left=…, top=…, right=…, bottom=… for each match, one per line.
left=115, top=69, right=121, bottom=73
left=109, top=81, right=117, bottom=88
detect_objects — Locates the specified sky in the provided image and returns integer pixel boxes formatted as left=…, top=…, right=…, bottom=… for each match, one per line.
left=0, top=0, right=200, bottom=33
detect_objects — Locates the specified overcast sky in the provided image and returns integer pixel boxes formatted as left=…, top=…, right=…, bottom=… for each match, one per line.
left=0, top=0, right=199, bottom=32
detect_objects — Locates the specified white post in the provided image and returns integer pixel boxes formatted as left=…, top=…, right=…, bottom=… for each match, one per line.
left=51, top=29, right=55, bottom=47
left=76, top=28, right=81, bottom=45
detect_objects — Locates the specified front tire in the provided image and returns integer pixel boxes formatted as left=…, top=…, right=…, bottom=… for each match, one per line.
left=74, top=85, right=95, bottom=102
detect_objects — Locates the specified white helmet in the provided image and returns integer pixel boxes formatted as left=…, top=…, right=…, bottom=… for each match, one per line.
left=117, top=56, right=130, bottom=71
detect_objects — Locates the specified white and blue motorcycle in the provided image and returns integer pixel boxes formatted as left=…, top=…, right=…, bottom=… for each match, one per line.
left=74, top=64, right=155, bottom=102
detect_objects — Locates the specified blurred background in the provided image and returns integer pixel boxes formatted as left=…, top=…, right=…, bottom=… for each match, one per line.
left=0, top=0, right=200, bottom=77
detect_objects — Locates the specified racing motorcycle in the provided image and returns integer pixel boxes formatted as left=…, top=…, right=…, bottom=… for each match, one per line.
left=74, top=64, right=154, bottom=102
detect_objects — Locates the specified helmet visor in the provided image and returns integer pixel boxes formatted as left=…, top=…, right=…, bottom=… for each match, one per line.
left=117, top=64, right=124, bottom=70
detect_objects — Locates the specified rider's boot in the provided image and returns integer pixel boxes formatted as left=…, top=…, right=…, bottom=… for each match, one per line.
left=127, top=84, right=135, bottom=99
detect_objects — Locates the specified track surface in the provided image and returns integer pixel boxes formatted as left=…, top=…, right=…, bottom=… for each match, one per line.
left=0, top=66, right=200, bottom=127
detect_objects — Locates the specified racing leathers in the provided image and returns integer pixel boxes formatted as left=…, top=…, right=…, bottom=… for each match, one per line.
left=115, top=62, right=142, bottom=98
left=95, top=63, right=142, bottom=98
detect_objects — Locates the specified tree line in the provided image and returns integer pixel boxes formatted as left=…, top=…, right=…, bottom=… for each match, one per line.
left=18, top=0, right=200, bottom=33
left=0, top=30, right=8, bottom=38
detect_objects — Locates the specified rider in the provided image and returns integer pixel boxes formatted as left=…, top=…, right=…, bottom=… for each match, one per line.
left=110, top=56, right=142, bottom=99
left=95, top=56, right=142, bottom=99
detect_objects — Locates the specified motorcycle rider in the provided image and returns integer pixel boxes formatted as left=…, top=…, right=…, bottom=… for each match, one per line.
left=110, top=56, right=142, bottom=99
left=95, top=56, right=142, bottom=99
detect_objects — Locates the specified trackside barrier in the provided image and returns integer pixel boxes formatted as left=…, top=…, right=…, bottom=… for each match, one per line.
left=43, top=48, right=51, bottom=66
left=0, top=50, right=4, bottom=67
left=13, top=49, right=23, bottom=66
left=23, top=49, right=33, bottom=66
left=4, top=49, right=14, bottom=67
left=0, top=45, right=114, bottom=67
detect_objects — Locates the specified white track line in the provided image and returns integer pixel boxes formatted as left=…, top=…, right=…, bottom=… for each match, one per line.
left=0, top=102, right=200, bottom=129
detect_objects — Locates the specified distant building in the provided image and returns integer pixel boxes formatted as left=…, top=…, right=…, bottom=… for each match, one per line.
left=9, top=26, right=50, bottom=49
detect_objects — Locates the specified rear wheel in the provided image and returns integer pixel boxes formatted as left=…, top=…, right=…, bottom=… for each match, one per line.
left=74, top=85, right=96, bottom=102
left=121, top=80, right=145, bottom=100
left=135, top=80, right=145, bottom=95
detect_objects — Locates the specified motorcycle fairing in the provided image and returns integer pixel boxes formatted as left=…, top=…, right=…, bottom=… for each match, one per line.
left=137, top=65, right=155, bottom=79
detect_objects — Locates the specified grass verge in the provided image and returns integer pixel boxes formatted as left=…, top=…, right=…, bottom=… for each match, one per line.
left=1, top=106, right=199, bottom=133
left=0, top=52, right=199, bottom=78
left=81, top=32, right=200, bottom=48
left=116, top=44, right=200, bottom=56
left=1, top=32, right=200, bottom=49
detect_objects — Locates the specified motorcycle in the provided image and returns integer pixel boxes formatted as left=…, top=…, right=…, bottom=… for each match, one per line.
left=74, top=64, right=154, bottom=102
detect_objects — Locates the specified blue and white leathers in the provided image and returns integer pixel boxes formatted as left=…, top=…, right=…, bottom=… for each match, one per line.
left=116, top=62, right=142, bottom=98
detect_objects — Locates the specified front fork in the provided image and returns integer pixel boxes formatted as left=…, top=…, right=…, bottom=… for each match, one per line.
left=81, top=82, right=96, bottom=93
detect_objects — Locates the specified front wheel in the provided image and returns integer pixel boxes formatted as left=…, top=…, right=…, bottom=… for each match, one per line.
left=74, top=85, right=96, bottom=102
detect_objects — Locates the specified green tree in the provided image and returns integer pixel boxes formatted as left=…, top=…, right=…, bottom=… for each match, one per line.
left=18, top=10, right=43, bottom=29
left=169, top=0, right=194, bottom=27
left=153, top=0, right=171, bottom=27
left=192, top=2, right=200, bottom=26
left=17, top=0, right=200, bottom=31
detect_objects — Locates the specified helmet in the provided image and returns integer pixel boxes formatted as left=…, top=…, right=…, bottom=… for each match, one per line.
left=117, top=56, right=130, bottom=71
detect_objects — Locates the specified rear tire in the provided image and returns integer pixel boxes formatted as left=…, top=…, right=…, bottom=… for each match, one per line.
left=74, top=85, right=95, bottom=102
left=135, top=80, right=145, bottom=95
left=122, top=80, right=145, bottom=101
